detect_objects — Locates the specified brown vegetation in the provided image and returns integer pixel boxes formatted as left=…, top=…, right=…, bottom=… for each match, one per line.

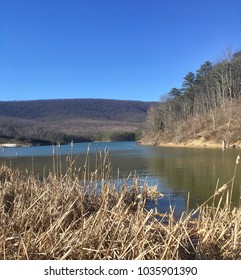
left=0, top=153, right=241, bottom=260
left=142, top=50, right=241, bottom=148
left=0, top=99, right=156, bottom=144
left=142, top=98, right=241, bottom=148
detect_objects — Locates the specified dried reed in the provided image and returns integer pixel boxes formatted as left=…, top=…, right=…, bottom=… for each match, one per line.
left=0, top=152, right=241, bottom=260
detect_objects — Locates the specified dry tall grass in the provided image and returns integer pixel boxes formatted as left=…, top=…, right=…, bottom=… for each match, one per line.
left=0, top=153, right=241, bottom=260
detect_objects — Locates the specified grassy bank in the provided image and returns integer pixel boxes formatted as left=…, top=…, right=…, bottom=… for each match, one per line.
left=0, top=154, right=241, bottom=260
left=141, top=99, right=241, bottom=149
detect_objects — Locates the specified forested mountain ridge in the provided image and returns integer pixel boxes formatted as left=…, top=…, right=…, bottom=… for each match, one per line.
left=141, top=50, right=241, bottom=148
left=0, top=98, right=154, bottom=122
left=0, top=98, right=156, bottom=144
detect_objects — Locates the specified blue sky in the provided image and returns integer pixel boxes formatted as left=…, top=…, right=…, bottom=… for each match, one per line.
left=0, top=0, right=240, bottom=102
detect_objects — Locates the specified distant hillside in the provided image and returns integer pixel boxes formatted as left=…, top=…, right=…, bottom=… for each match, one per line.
left=0, top=99, right=154, bottom=121
left=0, top=98, right=156, bottom=144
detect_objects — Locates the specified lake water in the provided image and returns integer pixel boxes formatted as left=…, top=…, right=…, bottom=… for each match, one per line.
left=1, top=141, right=240, bottom=215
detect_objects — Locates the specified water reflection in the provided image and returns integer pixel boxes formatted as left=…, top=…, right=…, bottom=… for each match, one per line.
left=145, top=146, right=241, bottom=209
left=0, top=142, right=240, bottom=214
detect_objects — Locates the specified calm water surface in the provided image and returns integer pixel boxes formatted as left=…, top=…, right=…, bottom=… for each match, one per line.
left=1, top=141, right=240, bottom=214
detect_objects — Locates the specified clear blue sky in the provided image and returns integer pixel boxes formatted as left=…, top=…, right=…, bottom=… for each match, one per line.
left=0, top=0, right=240, bottom=102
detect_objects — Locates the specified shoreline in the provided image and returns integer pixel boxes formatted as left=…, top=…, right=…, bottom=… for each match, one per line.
left=139, top=139, right=241, bottom=149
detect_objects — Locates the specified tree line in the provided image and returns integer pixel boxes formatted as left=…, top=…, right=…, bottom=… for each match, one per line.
left=143, top=50, right=241, bottom=143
